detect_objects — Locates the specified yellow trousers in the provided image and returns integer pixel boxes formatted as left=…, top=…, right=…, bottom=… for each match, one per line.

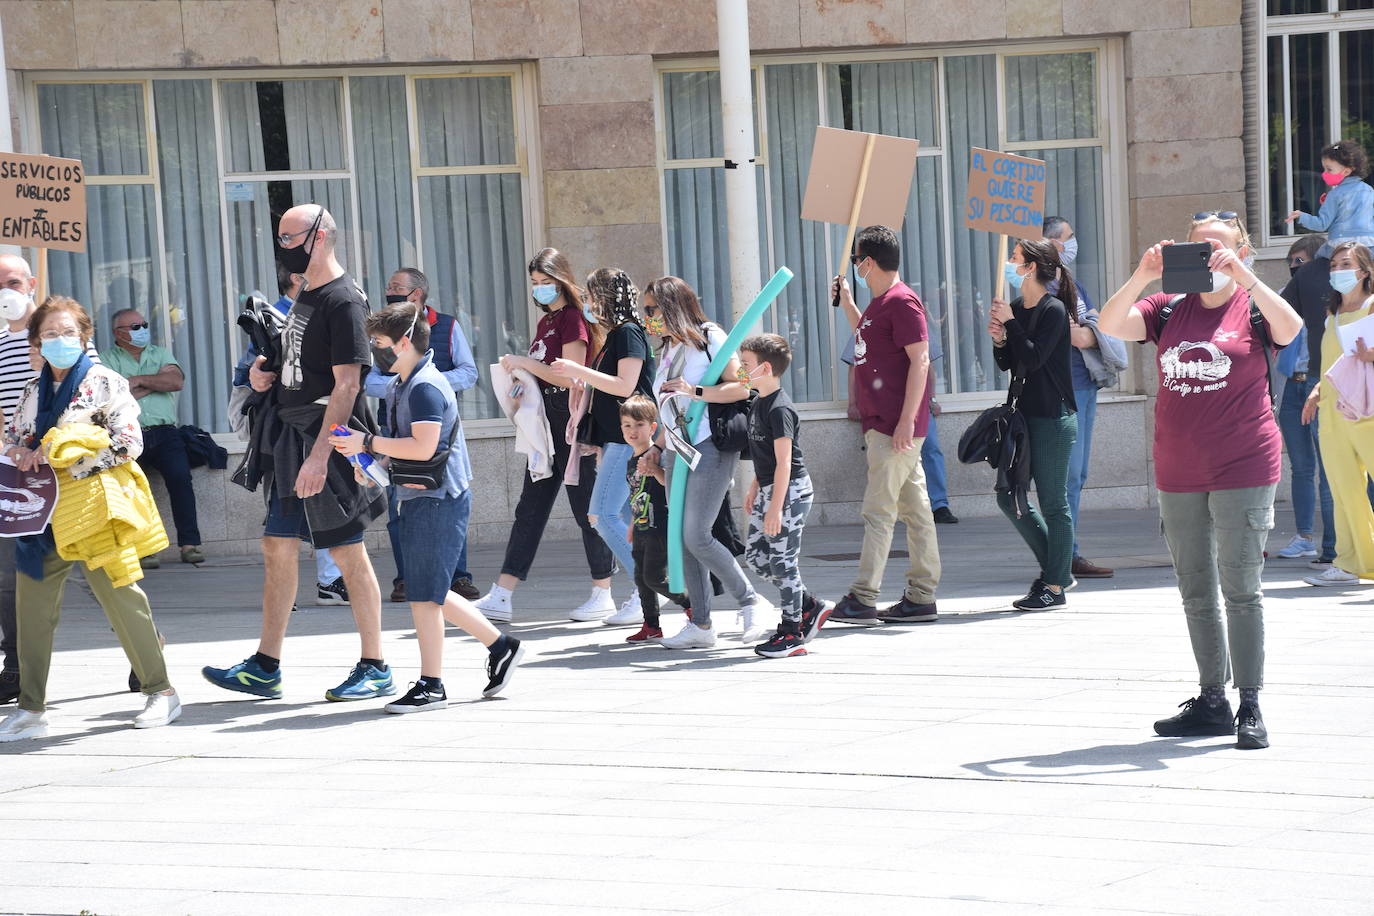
left=1317, top=407, right=1374, bottom=578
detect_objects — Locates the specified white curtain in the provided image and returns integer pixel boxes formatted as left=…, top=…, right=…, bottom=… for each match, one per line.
left=350, top=76, right=417, bottom=300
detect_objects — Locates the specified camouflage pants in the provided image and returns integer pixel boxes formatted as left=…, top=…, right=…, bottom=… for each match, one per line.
left=745, top=475, right=813, bottom=623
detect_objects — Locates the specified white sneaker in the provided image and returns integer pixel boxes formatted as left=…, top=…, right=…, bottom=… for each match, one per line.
left=133, top=690, right=182, bottom=729
left=569, top=585, right=617, bottom=622
left=1303, top=566, right=1362, bottom=587
left=659, top=621, right=717, bottom=649
left=1275, top=534, right=1318, bottom=559
left=603, top=592, right=644, bottom=626
left=475, top=584, right=513, bottom=623
left=0, top=708, right=48, bottom=742
left=738, top=596, right=776, bottom=643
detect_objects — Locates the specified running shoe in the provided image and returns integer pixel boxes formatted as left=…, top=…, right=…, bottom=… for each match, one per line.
left=202, top=657, right=283, bottom=699
left=325, top=662, right=396, bottom=702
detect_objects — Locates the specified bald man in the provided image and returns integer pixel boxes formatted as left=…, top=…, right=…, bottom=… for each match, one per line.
left=203, top=205, right=389, bottom=703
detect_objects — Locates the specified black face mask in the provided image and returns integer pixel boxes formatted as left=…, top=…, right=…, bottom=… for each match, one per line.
left=278, top=212, right=322, bottom=274
left=1290, top=264, right=1303, bottom=277
left=372, top=346, right=398, bottom=373
left=385, top=294, right=410, bottom=305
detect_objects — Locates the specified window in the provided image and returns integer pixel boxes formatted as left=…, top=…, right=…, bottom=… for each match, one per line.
left=657, top=46, right=1113, bottom=401
left=1261, top=3, right=1374, bottom=242
left=28, top=67, right=536, bottom=431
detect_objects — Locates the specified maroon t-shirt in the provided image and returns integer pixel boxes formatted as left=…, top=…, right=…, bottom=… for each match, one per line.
left=1138, top=289, right=1281, bottom=493
left=528, top=305, right=590, bottom=368
left=852, top=281, right=932, bottom=438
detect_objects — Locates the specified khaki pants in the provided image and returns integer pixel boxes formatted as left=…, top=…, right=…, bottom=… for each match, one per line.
left=16, top=550, right=171, bottom=712
left=851, top=428, right=942, bottom=605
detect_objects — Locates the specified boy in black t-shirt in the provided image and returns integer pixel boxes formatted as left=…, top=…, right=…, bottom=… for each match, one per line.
left=739, top=335, right=831, bottom=658
left=620, top=395, right=691, bottom=643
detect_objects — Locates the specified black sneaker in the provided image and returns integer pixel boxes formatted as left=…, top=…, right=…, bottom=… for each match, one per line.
left=0, top=669, right=19, bottom=705
left=316, top=577, right=349, bottom=606
left=755, top=622, right=807, bottom=658
left=1153, top=696, right=1235, bottom=737
left=384, top=680, right=449, bottom=715
left=483, top=636, right=525, bottom=698
left=933, top=506, right=959, bottom=524
left=451, top=577, right=480, bottom=600
left=799, top=594, right=833, bottom=643
left=878, top=596, right=938, bottom=623
left=1235, top=703, right=1269, bottom=749
left=390, top=579, right=407, bottom=602
left=1012, top=579, right=1066, bottom=611
left=128, top=669, right=141, bottom=693
left=828, top=593, right=883, bottom=626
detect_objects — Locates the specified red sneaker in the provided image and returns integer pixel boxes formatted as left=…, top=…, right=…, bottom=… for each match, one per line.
left=626, top=625, right=664, bottom=643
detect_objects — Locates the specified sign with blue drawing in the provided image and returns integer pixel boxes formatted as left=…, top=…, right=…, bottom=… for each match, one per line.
left=964, top=147, right=1047, bottom=241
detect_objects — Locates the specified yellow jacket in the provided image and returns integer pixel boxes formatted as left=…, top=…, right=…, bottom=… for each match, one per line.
left=41, top=423, right=168, bottom=588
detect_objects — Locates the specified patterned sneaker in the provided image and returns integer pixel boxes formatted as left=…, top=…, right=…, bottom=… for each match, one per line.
left=325, top=662, right=396, bottom=702
left=799, top=595, right=833, bottom=643
left=316, top=577, right=349, bottom=606
left=755, top=623, right=806, bottom=658
left=202, top=657, right=283, bottom=699
left=385, top=681, right=449, bottom=714
left=483, top=637, right=525, bottom=698
left=1275, top=534, right=1318, bottom=559
left=626, top=625, right=664, bottom=643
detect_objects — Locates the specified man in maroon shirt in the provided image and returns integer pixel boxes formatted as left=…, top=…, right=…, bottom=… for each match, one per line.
left=829, top=226, right=942, bottom=625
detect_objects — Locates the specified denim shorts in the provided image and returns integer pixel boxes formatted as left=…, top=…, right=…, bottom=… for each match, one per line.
left=263, top=487, right=365, bottom=550
left=397, top=493, right=466, bottom=604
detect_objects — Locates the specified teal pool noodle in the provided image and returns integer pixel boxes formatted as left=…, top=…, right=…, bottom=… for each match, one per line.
left=667, top=267, right=794, bottom=594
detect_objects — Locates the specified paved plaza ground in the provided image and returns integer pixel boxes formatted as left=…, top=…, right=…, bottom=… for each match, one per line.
left=1, top=506, right=1371, bottom=915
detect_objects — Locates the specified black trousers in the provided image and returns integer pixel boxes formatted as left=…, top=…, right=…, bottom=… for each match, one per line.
left=631, top=531, right=690, bottom=628
left=500, top=391, right=615, bottom=581
left=138, top=425, right=201, bottom=546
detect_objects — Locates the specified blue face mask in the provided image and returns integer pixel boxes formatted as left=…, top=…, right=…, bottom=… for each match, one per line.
left=1004, top=261, right=1027, bottom=291
left=128, top=327, right=150, bottom=348
left=853, top=258, right=870, bottom=291
left=1331, top=269, right=1362, bottom=295
left=1060, top=237, right=1079, bottom=266
left=532, top=283, right=559, bottom=306
left=582, top=305, right=599, bottom=324
left=41, top=335, right=84, bottom=370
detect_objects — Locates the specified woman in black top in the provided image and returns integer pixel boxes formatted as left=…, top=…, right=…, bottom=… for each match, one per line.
left=553, top=268, right=656, bottom=626
left=988, top=238, right=1079, bottom=610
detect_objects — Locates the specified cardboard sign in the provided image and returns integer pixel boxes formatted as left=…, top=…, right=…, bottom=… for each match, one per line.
left=964, top=148, right=1046, bottom=241
left=801, top=126, right=920, bottom=230
left=0, top=456, right=58, bottom=537
left=0, top=152, right=86, bottom=252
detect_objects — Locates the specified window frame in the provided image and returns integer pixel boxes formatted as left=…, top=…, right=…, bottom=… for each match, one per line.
left=18, top=63, right=544, bottom=439
left=1256, top=5, right=1374, bottom=252
left=653, top=37, right=1127, bottom=410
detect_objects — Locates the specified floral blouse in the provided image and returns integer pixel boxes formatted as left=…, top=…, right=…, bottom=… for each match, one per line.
left=3, top=365, right=143, bottom=479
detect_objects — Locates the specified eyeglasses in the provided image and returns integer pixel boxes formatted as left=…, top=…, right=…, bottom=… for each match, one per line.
left=1193, top=211, right=1240, bottom=222
left=38, top=329, right=79, bottom=341
left=384, top=284, right=415, bottom=295
left=118, top=322, right=149, bottom=332
left=276, top=211, right=323, bottom=248
left=849, top=253, right=867, bottom=265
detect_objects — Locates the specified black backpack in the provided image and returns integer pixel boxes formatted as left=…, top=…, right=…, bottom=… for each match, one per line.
left=1158, top=294, right=1277, bottom=406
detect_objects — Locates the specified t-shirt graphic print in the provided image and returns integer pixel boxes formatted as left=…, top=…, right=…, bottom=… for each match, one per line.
left=280, top=298, right=314, bottom=391
left=1158, top=336, right=1234, bottom=396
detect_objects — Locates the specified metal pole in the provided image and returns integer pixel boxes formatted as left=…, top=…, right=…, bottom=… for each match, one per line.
left=0, top=16, right=20, bottom=261
left=717, top=0, right=761, bottom=323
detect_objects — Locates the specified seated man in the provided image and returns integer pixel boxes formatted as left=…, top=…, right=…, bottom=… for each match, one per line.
left=101, top=309, right=204, bottom=566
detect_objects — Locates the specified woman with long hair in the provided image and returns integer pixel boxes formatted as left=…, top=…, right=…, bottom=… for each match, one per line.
left=1099, top=212, right=1303, bottom=749
left=640, top=276, right=774, bottom=649
left=1300, top=242, right=1374, bottom=588
left=552, top=269, right=656, bottom=627
left=986, top=238, right=1078, bottom=611
left=475, top=248, right=617, bottom=623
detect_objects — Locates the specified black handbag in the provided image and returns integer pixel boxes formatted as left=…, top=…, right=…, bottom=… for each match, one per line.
left=703, top=330, right=750, bottom=452
left=387, top=403, right=460, bottom=491
left=956, top=299, right=1046, bottom=467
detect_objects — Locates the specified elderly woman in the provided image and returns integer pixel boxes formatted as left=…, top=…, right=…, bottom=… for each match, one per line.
left=1100, top=213, right=1303, bottom=750
left=0, top=297, right=180, bottom=743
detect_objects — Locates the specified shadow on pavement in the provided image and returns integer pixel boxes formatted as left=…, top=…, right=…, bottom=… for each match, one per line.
left=962, top=736, right=1234, bottom=778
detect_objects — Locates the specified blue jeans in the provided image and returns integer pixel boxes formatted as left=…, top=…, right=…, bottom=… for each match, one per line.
left=388, top=485, right=471, bottom=584
left=1277, top=377, right=1336, bottom=559
left=920, top=414, right=948, bottom=511
left=589, top=441, right=636, bottom=577
left=315, top=548, right=340, bottom=586
left=1066, top=386, right=1098, bottom=557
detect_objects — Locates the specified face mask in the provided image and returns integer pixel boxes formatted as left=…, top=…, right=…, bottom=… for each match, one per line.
left=582, top=305, right=599, bottom=324
left=1004, top=261, right=1026, bottom=291
left=278, top=213, right=321, bottom=274
left=1322, top=171, right=1346, bottom=187
left=736, top=364, right=766, bottom=389
left=644, top=311, right=666, bottom=337
left=1060, top=237, right=1079, bottom=266
left=1330, top=269, right=1362, bottom=295
left=532, top=283, right=559, bottom=306
left=0, top=288, right=31, bottom=322
left=385, top=293, right=410, bottom=305
left=1210, top=271, right=1233, bottom=294
left=128, top=327, right=150, bottom=348
left=854, top=260, right=870, bottom=291
left=1290, top=262, right=1305, bottom=277
left=41, top=335, right=83, bottom=370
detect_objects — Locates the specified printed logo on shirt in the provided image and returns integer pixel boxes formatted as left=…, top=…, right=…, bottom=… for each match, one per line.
left=1159, top=339, right=1232, bottom=397
left=854, top=318, right=872, bottom=365
left=528, top=338, right=548, bottom=363
left=280, top=300, right=315, bottom=390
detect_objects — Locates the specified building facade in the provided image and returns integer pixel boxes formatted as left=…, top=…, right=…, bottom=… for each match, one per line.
left=0, top=0, right=1368, bottom=553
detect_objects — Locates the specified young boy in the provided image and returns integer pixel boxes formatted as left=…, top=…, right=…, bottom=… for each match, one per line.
left=620, top=394, right=693, bottom=643
left=738, top=334, right=831, bottom=658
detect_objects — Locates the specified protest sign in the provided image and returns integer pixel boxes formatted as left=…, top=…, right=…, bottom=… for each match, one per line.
left=0, top=152, right=86, bottom=253
left=0, top=455, right=58, bottom=537
left=963, top=148, right=1047, bottom=241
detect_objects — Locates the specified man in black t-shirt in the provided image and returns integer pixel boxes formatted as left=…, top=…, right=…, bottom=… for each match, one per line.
left=203, top=204, right=391, bottom=704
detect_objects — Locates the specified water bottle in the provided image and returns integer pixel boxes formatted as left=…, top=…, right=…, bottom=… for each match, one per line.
left=330, top=425, right=390, bottom=487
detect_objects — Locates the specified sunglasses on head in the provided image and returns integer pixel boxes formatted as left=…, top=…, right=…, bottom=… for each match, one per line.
left=1193, top=211, right=1240, bottom=222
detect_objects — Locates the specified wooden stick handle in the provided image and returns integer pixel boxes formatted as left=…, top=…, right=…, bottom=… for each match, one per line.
left=993, top=233, right=1008, bottom=302
left=36, top=248, right=48, bottom=302
left=833, top=133, right=879, bottom=287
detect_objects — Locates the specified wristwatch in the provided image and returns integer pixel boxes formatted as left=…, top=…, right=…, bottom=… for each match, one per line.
left=363, top=433, right=375, bottom=454
left=694, top=385, right=704, bottom=399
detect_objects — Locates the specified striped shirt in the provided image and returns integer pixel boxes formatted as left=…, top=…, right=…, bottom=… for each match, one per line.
left=0, top=328, right=101, bottom=423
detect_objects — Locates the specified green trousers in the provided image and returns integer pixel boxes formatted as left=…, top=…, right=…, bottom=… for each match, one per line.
left=996, top=410, right=1077, bottom=588
left=16, top=550, right=171, bottom=712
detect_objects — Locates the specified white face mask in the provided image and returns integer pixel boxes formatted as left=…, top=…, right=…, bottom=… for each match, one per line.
left=0, top=288, right=31, bottom=322
left=1210, top=271, right=1232, bottom=294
